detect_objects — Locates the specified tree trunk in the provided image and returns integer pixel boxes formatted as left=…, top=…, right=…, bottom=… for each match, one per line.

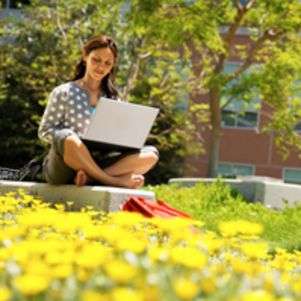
left=207, top=87, right=222, bottom=178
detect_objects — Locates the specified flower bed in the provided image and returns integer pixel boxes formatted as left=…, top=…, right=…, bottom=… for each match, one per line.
left=0, top=190, right=300, bottom=300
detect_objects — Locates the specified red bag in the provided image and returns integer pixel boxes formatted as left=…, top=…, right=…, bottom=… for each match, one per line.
left=121, top=196, right=191, bottom=218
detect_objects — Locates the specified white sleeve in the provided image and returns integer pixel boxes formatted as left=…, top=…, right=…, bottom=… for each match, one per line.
left=38, top=87, right=65, bottom=144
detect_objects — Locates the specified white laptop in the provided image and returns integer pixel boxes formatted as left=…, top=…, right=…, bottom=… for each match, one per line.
left=80, top=97, right=159, bottom=151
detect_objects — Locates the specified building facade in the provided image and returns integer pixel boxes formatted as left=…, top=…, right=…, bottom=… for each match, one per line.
left=185, top=30, right=301, bottom=184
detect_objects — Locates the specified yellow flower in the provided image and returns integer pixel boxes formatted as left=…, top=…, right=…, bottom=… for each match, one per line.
left=150, top=217, right=195, bottom=233
left=263, top=274, right=275, bottom=292
left=240, top=241, right=269, bottom=259
left=22, top=261, right=50, bottom=278
left=97, top=225, right=129, bottom=244
left=230, top=257, right=264, bottom=276
left=76, top=268, right=91, bottom=282
left=171, top=246, right=207, bottom=269
left=292, top=276, right=301, bottom=293
left=115, top=235, right=147, bottom=253
left=0, top=226, right=25, bottom=240
left=143, top=286, right=161, bottom=301
left=51, top=264, right=73, bottom=279
left=105, top=260, right=137, bottom=284
left=109, top=211, right=145, bottom=227
left=14, top=274, right=49, bottom=296
left=81, top=290, right=109, bottom=301
left=76, top=244, right=109, bottom=269
left=0, top=287, right=11, bottom=301
left=173, top=277, right=199, bottom=300
left=45, top=249, right=75, bottom=265
left=270, top=252, right=296, bottom=271
left=218, top=220, right=263, bottom=237
left=111, top=287, right=144, bottom=301
left=202, top=232, right=224, bottom=254
left=82, top=225, right=104, bottom=239
left=0, top=248, right=10, bottom=262
left=148, top=246, right=169, bottom=262
left=200, top=276, right=216, bottom=294
left=240, top=290, right=275, bottom=301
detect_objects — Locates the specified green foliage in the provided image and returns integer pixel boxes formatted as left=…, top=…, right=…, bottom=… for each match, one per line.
left=149, top=181, right=301, bottom=251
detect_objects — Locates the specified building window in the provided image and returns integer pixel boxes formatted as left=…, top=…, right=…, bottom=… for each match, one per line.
left=221, top=62, right=260, bottom=129
left=283, top=168, right=301, bottom=185
left=218, top=162, right=254, bottom=178
left=222, top=107, right=258, bottom=128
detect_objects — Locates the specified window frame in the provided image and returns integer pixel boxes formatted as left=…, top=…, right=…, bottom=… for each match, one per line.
left=217, top=161, right=255, bottom=178
left=221, top=61, right=261, bottom=130
left=282, top=167, right=301, bottom=185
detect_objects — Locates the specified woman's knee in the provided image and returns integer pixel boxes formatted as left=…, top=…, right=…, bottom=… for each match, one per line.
left=144, top=146, right=159, bottom=165
left=63, top=135, right=83, bottom=164
left=64, top=135, right=82, bottom=152
left=141, top=151, right=159, bottom=168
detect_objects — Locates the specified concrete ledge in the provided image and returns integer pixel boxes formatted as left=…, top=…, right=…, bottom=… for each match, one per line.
left=169, top=177, right=301, bottom=209
left=0, top=180, right=155, bottom=212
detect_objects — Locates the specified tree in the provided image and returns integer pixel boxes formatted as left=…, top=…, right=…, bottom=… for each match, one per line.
left=132, top=0, right=301, bottom=177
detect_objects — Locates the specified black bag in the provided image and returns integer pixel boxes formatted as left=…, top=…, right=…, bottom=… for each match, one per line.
left=0, top=153, right=45, bottom=182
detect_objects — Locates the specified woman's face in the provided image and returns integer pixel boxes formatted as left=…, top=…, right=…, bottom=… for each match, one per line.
left=83, top=47, right=115, bottom=81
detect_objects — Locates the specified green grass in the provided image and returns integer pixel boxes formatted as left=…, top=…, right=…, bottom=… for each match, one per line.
left=147, top=181, right=301, bottom=252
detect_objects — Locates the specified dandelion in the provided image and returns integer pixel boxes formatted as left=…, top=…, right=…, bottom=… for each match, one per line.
left=240, top=241, right=269, bottom=259
left=148, top=246, right=169, bottom=262
left=76, top=244, right=109, bottom=269
left=173, top=277, right=199, bottom=300
left=51, top=264, right=73, bottom=279
left=111, top=287, right=144, bottom=301
left=116, top=235, right=147, bottom=253
left=0, top=287, right=11, bottom=301
left=292, top=276, right=301, bottom=294
left=199, top=276, right=216, bottom=294
left=109, top=211, right=145, bottom=227
left=105, top=260, right=138, bottom=284
left=171, top=246, right=207, bottom=269
left=81, top=290, right=109, bottom=301
left=14, top=274, right=49, bottom=296
left=240, top=290, right=275, bottom=301
left=219, top=220, right=263, bottom=237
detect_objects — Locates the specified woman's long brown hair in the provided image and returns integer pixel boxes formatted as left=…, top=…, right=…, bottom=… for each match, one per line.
left=72, top=35, right=119, bottom=99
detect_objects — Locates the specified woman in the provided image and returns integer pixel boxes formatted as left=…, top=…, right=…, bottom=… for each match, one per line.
left=38, top=35, right=158, bottom=188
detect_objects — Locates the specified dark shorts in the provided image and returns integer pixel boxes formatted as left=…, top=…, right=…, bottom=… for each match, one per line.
left=42, top=129, right=159, bottom=185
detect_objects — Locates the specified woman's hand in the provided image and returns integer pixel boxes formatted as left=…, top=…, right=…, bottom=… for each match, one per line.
left=115, top=173, right=144, bottom=189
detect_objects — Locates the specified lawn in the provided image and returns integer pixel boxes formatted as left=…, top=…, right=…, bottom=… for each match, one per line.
left=149, top=181, right=301, bottom=252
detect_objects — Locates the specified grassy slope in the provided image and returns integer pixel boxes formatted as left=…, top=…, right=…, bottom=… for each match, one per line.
left=147, top=181, right=301, bottom=251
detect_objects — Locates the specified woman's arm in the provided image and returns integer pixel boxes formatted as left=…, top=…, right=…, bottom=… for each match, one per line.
left=38, top=86, right=67, bottom=144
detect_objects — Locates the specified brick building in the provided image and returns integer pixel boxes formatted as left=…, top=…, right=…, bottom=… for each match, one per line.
left=185, top=29, right=301, bottom=184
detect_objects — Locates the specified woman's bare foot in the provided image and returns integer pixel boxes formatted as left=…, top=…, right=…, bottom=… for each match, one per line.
left=74, top=169, right=89, bottom=186
left=115, top=174, right=145, bottom=189
left=134, top=175, right=144, bottom=189
left=75, top=170, right=144, bottom=189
